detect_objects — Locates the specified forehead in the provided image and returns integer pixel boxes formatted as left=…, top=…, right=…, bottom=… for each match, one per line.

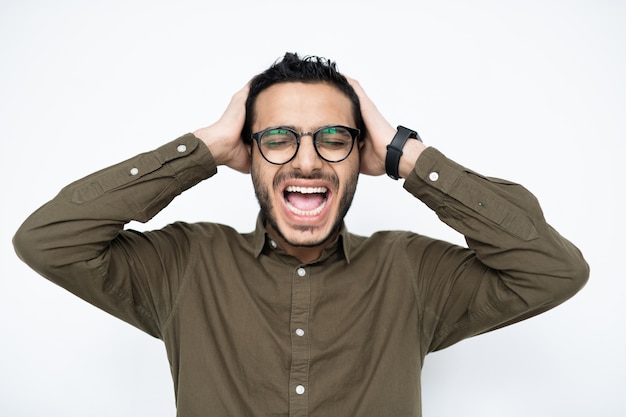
left=253, top=82, right=354, bottom=130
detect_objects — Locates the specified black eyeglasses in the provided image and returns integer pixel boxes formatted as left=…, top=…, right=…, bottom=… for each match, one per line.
left=251, top=125, right=360, bottom=165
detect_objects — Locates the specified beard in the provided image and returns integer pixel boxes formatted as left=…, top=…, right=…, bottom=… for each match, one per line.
left=251, top=163, right=359, bottom=248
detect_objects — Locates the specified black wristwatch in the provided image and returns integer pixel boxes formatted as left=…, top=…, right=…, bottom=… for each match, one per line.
left=385, top=125, right=422, bottom=180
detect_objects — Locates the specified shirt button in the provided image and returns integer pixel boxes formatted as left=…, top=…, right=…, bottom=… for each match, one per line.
left=295, top=328, right=305, bottom=337
left=129, top=167, right=139, bottom=176
left=295, top=385, right=305, bottom=395
left=428, top=171, right=439, bottom=181
left=297, top=268, right=306, bottom=277
left=269, top=240, right=277, bottom=249
left=177, top=144, right=187, bottom=153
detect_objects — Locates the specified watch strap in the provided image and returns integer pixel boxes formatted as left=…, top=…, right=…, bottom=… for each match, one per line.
left=385, top=125, right=421, bottom=180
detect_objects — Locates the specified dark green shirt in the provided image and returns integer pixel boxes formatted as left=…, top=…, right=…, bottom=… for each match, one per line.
left=13, top=133, right=589, bottom=416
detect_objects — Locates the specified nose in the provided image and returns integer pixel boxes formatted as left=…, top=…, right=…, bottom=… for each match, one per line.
left=291, top=134, right=323, bottom=172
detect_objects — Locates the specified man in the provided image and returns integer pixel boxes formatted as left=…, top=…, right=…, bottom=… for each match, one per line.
left=13, top=53, right=589, bottom=416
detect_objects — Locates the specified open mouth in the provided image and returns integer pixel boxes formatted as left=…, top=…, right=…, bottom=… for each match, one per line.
left=283, top=185, right=328, bottom=216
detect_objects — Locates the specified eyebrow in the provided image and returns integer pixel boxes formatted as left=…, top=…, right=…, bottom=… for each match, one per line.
left=265, top=124, right=347, bottom=133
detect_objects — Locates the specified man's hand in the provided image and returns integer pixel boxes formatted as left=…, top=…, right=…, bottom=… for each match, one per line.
left=193, top=84, right=251, bottom=174
left=348, top=78, right=426, bottom=178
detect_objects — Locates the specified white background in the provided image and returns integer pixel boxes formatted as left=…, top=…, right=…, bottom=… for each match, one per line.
left=1, top=1, right=624, bottom=416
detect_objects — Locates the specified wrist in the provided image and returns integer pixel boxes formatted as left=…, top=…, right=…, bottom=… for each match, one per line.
left=193, top=125, right=231, bottom=166
left=193, top=124, right=251, bottom=174
left=398, top=139, right=425, bottom=179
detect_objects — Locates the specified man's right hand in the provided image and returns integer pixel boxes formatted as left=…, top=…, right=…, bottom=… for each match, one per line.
left=193, top=84, right=251, bottom=174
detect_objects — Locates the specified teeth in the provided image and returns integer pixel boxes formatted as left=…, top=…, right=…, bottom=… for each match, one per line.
left=284, top=185, right=328, bottom=216
left=285, top=185, right=328, bottom=194
left=286, top=199, right=327, bottom=216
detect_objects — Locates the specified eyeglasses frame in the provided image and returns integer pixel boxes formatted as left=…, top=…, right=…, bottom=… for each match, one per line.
left=251, top=125, right=360, bottom=165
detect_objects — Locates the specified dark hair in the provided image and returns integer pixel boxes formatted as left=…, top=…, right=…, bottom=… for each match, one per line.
left=242, top=52, right=365, bottom=143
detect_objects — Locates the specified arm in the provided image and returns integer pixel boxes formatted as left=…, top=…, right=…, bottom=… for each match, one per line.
left=13, top=85, right=251, bottom=337
left=350, top=78, right=590, bottom=350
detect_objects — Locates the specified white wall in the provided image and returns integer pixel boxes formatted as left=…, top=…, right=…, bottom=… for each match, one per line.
left=1, top=1, right=624, bottom=416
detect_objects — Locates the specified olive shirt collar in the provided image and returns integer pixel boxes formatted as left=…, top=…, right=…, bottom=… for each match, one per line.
left=251, top=214, right=352, bottom=264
